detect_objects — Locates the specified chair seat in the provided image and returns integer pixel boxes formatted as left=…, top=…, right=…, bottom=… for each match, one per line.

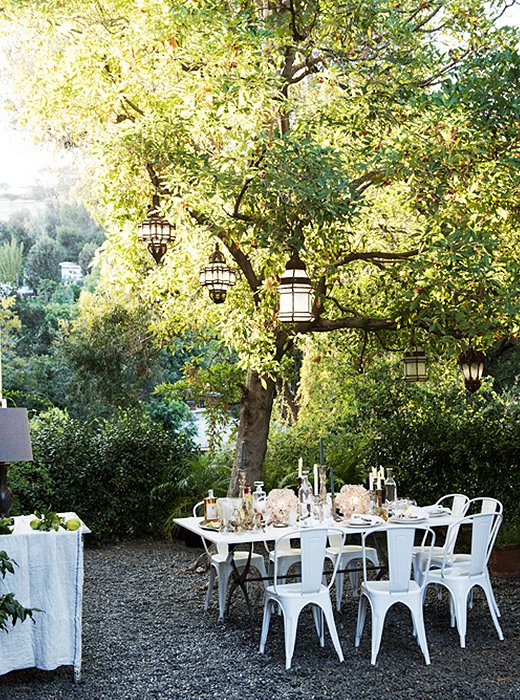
left=266, top=582, right=328, bottom=598
left=269, top=548, right=301, bottom=561
left=362, top=579, right=422, bottom=595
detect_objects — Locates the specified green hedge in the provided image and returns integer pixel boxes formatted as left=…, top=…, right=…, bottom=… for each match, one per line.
left=9, top=406, right=196, bottom=540
left=267, top=361, right=519, bottom=531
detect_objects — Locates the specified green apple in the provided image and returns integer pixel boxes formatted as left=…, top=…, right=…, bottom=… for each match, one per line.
left=30, top=518, right=42, bottom=530
left=65, top=517, right=81, bottom=531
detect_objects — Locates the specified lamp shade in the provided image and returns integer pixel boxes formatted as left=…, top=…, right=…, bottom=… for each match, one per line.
left=137, top=195, right=176, bottom=264
left=0, top=408, right=33, bottom=462
left=199, top=244, right=236, bottom=303
left=403, top=347, right=428, bottom=382
left=458, top=348, right=485, bottom=392
left=277, top=252, right=314, bottom=323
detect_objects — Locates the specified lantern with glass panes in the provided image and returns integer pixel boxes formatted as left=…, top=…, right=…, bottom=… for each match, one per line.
left=402, top=347, right=428, bottom=382
left=458, top=348, right=485, bottom=392
left=137, top=194, right=176, bottom=264
left=277, top=252, right=314, bottom=323
left=199, top=243, right=236, bottom=303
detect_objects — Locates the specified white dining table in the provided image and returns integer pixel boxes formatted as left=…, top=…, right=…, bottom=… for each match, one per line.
left=0, top=513, right=90, bottom=682
left=174, top=511, right=458, bottom=627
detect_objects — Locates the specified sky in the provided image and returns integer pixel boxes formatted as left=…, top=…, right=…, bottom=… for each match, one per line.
left=0, top=3, right=518, bottom=194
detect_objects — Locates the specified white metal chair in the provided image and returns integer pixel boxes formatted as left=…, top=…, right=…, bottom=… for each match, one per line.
left=414, top=496, right=502, bottom=616
left=355, top=525, right=435, bottom=665
left=260, top=527, right=345, bottom=670
left=422, top=512, right=504, bottom=648
left=193, top=502, right=268, bottom=619
left=412, top=493, right=469, bottom=571
left=268, top=538, right=301, bottom=584
left=326, top=533, right=380, bottom=610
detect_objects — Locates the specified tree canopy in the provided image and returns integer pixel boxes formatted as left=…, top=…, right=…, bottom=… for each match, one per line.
left=2, top=0, right=519, bottom=482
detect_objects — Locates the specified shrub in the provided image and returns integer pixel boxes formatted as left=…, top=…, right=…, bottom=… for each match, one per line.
left=9, top=406, right=196, bottom=540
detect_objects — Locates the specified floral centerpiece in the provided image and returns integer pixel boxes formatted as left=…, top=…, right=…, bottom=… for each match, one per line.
left=335, top=484, right=371, bottom=518
left=265, top=488, right=298, bottom=526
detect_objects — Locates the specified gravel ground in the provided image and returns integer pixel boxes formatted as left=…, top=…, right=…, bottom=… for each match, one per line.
left=0, top=537, right=519, bottom=700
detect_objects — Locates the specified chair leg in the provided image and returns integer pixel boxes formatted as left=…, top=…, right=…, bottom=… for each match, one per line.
left=282, top=606, right=301, bottom=670
left=355, top=594, right=368, bottom=647
left=348, top=567, right=359, bottom=599
left=204, top=567, right=216, bottom=611
left=482, top=582, right=504, bottom=641
left=370, top=608, right=388, bottom=666
left=335, top=571, right=344, bottom=611
left=485, top=568, right=501, bottom=617
left=217, top=563, right=232, bottom=620
left=408, top=601, right=430, bottom=665
left=259, top=596, right=273, bottom=654
left=322, top=601, right=344, bottom=663
left=312, top=605, right=325, bottom=646
left=451, top=585, right=469, bottom=648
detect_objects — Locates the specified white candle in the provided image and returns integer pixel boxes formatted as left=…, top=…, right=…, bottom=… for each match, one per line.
left=298, top=457, right=303, bottom=479
left=313, top=464, right=319, bottom=496
left=369, top=473, right=374, bottom=491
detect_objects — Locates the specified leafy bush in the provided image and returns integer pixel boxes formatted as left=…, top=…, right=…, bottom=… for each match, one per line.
left=9, top=406, right=196, bottom=540
left=293, top=353, right=519, bottom=526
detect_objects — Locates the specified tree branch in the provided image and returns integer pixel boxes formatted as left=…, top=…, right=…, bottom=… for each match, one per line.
left=334, top=249, right=420, bottom=267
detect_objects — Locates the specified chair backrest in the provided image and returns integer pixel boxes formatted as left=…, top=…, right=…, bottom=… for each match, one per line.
left=193, top=501, right=204, bottom=517
left=273, top=528, right=345, bottom=594
left=436, top=493, right=470, bottom=517
left=443, top=512, right=502, bottom=577
left=466, top=497, right=503, bottom=516
left=364, top=525, right=435, bottom=593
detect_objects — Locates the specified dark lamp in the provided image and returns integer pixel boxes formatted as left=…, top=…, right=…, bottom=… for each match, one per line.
left=199, top=244, right=236, bottom=303
left=458, top=348, right=485, bottom=392
left=137, top=194, right=176, bottom=264
left=277, top=252, right=314, bottom=323
left=403, top=347, right=428, bottom=382
left=0, top=407, right=33, bottom=517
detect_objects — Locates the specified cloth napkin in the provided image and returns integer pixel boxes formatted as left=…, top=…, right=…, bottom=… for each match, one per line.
left=423, top=504, right=451, bottom=516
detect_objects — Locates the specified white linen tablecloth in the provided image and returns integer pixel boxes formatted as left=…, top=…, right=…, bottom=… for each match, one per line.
left=0, top=513, right=88, bottom=679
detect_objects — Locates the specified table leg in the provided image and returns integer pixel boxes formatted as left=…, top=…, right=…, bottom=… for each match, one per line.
left=224, top=543, right=256, bottom=638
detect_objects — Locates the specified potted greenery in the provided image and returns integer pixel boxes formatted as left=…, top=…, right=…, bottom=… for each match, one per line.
left=489, top=520, right=520, bottom=578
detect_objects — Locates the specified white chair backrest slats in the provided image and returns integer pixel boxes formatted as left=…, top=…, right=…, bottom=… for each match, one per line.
left=466, top=497, right=503, bottom=516
left=273, top=528, right=345, bottom=595
left=300, top=529, right=328, bottom=594
left=469, top=512, right=495, bottom=577
left=364, top=525, right=434, bottom=594
left=388, top=528, right=416, bottom=593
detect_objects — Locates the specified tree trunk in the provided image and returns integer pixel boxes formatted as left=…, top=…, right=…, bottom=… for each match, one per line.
left=228, top=369, right=276, bottom=496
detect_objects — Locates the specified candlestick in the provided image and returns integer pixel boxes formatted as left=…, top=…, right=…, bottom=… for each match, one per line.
left=319, top=437, right=325, bottom=465
left=330, top=467, right=334, bottom=498
left=240, top=441, right=245, bottom=469
left=298, top=457, right=303, bottom=479
left=313, top=464, right=319, bottom=496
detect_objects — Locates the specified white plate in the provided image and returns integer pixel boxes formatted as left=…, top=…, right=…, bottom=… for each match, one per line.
left=347, top=517, right=382, bottom=527
left=199, top=521, right=221, bottom=532
left=389, top=516, right=428, bottom=524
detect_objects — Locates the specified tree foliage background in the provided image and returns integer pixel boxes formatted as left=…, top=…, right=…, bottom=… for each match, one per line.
left=0, top=0, right=519, bottom=509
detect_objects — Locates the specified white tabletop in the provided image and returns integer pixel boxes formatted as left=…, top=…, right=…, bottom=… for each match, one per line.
left=174, top=512, right=458, bottom=546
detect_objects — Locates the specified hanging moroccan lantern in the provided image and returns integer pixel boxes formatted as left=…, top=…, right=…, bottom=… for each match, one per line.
left=199, top=243, right=236, bottom=303
left=137, top=194, right=176, bottom=264
left=402, top=347, right=428, bottom=382
left=277, top=252, right=314, bottom=323
left=458, top=348, right=485, bottom=392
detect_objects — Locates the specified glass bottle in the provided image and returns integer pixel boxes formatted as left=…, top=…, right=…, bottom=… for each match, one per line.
left=385, top=468, right=397, bottom=503
left=240, top=485, right=255, bottom=530
left=298, top=471, right=313, bottom=523
left=204, top=489, right=218, bottom=523
left=252, top=481, right=266, bottom=516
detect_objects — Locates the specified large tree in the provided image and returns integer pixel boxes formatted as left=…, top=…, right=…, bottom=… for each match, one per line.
left=3, top=0, right=519, bottom=491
